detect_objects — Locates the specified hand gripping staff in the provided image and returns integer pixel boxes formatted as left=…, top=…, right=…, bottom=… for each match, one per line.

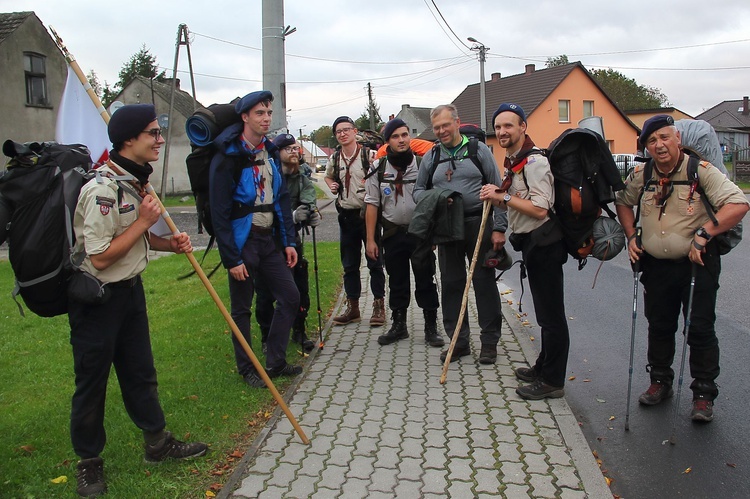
left=440, top=200, right=492, bottom=384
left=52, top=28, right=309, bottom=444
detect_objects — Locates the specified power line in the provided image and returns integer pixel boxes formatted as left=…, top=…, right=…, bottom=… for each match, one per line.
left=420, top=0, right=471, bottom=55
left=429, top=0, right=471, bottom=50
left=537, top=37, right=750, bottom=58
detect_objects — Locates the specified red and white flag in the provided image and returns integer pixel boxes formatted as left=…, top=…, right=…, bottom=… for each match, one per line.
left=55, top=65, right=110, bottom=165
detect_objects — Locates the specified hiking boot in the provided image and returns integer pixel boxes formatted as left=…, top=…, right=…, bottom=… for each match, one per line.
left=479, top=344, right=497, bottom=365
left=144, top=431, right=208, bottom=463
left=515, top=366, right=539, bottom=382
left=378, top=309, right=408, bottom=345
left=243, top=370, right=266, bottom=388
left=266, top=362, right=303, bottom=378
left=691, top=397, right=714, bottom=423
left=370, top=298, right=386, bottom=326
left=292, top=325, right=315, bottom=353
left=333, top=298, right=360, bottom=325
left=440, top=345, right=471, bottom=363
left=423, top=309, right=444, bottom=347
left=638, top=382, right=673, bottom=406
left=516, top=379, right=565, bottom=400
left=76, top=457, right=106, bottom=497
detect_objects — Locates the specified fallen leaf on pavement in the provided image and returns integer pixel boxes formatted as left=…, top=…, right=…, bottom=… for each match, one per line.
left=609, top=416, right=616, bottom=421
left=50, top=476, right=67, bottom=484
left=569, top=376, right=576, bottom=381
left=584, top=379, right=591, bottom=382
left=683, top=467, right=692, bottom=474
left=596, top=398, right=606, bottom=403
left=726, top=463, right=737, bottom=468
left=605, top=476, right=613, bottom=486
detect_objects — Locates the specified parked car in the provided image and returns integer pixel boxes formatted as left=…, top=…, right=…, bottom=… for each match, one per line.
left=315, top=158, right=328, bottom=173
left=612, top=154, right=643, bottom=178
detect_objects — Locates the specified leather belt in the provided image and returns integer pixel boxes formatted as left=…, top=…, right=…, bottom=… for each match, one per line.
left=109, top=275, right=140, bottom=288
left=251, top=225, right=273, bottom=235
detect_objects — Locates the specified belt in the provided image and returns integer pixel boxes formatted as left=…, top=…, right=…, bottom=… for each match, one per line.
left=109, top=275, right=141, bottom=288
left=251, top=225, right=273, bottom=235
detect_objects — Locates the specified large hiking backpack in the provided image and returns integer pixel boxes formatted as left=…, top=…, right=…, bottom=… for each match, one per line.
left=0, top=140, right=94, bottom=316
left=426, top=124, right=487, bottom=189
left=521, top=128, right=626, bottom=269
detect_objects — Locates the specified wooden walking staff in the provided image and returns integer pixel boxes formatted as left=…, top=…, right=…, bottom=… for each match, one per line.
left=440, top=200, right=492, bottom=384
left=51, top=28, right=310, bottom=444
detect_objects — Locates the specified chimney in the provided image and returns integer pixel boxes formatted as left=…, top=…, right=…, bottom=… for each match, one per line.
left=491, top=72, right=501, bottom=82
left=401, top=104, right=410, bottom=112
left=525, top=64, right=535, bottom=75
left=743, top=96, right=749, bottom=115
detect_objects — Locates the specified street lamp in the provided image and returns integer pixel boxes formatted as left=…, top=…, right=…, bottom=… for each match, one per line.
left=468, top=37, right=489, bottom=132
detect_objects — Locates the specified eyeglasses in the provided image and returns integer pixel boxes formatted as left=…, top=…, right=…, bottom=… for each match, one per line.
left=141, top=128, right=163, bottom=139
left=284, top=146, right=301, bottom=153
left=335, top=127, right=355, bottom=135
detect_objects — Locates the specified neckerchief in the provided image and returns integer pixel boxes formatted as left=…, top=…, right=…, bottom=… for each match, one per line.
left=108, top=149, right=153, bottom=187
left=503, top=135, right=537, bottom=174
left=652, top=151, right=685, bottom=219
left=341, top=144, right=360, bottom=198
left=385, top=146, right=414, bottom=201
left=240, top=137, right=268, bottom=202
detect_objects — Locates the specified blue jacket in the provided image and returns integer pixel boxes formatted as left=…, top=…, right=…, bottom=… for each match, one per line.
left=209, top=123, right=296, bottom=269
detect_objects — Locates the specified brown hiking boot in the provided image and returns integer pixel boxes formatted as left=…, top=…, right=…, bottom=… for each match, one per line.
left=76, top=457, right=106, bottom=497
left=333, top=298, right=360, bottom=325
left=370, top=298, right=385, bottom=326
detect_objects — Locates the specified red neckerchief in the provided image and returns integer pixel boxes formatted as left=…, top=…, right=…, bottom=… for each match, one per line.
left=341, top=144, right=360, bottom=198
left=503, top=135, right=536, bottom=175
left=240, top=137, right=268, bottom=202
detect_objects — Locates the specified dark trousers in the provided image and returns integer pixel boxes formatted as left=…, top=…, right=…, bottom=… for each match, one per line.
left=524, top=239, right=570, bottom=387
left=641, top=248, right=721, bottom=399
left=382, top=229, right=439, bottom=312
left=438, top=216, right=502, bottom=348
left=67, top=277, right=165, bottom=459
left=229, top=232, right=300, bottom=373
left=338, top=209, right=385, bottom=299
left=256, top=239, right=310, bottom=341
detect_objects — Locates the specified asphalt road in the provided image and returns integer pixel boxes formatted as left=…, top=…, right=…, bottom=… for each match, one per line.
left=499, top=223, right=750, bottom=498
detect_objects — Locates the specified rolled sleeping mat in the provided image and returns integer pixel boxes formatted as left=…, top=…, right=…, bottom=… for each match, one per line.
left=185, top=100, right=242, bottom=147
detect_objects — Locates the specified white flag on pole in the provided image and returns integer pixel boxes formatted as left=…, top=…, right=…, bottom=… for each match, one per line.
left=55, top=65, right=110, bottom=165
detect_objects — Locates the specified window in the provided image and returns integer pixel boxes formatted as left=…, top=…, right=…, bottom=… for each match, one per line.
left=412, top=128, right=417, bottom=134
left=583, top=100, right=594, bottom=118
left=558, top=100, right=570, bottom=123
left=24, top=52, right=48, bottom=106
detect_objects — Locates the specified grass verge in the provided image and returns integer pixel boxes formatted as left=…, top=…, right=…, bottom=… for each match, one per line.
left=0, top=242, right=340, bottom=498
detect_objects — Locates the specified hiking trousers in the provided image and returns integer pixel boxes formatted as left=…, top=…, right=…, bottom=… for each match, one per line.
left=524, top=239, right=570, bottom=388
left=229, top=232, right=299, bottom=374
left=68, top=277, right=166, bottom=459
left=640, top=249, right=721, bottom=399
left=382, top=229, right=439, bottom=312
left=338, top=208, right=385, bottom=299
left=438, top=215, right=502, bottom=349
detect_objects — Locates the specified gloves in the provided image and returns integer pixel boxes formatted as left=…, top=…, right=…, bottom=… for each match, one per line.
left=309, top=208, right=321, bottom=227
left=293, top=205, right=310, bottom=224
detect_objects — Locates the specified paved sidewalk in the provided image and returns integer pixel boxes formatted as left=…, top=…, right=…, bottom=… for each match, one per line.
left=219, top=262, right=611, bottom=498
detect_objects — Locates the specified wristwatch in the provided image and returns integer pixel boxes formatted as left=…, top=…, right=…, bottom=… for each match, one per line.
left=695, top=227, right=712, bottom=241
left=503, top=193, right=512, bottom=204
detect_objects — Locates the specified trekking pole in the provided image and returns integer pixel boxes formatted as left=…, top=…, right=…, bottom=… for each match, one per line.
left=669, top=262, right=697, bottom=445
left=312, top=225, right=325, bottom=349
left=52, top=33, right=310, bottom=444
left=625, top=228, right=642, bottom=431
left=440, top=200, right=491, bottom=384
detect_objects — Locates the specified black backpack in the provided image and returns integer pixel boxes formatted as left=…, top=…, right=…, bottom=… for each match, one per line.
left=426, top=124, right=488, bottom=190
left=0, top=140, right=94, bottom=317
left=519, top=128, right=625, bottom=269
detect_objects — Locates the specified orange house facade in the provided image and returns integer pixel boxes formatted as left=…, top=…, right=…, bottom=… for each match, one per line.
left=451, top=62, right=640, bottom=167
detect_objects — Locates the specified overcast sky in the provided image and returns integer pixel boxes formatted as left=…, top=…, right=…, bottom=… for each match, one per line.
left=8, top=0, right=750, bottom=136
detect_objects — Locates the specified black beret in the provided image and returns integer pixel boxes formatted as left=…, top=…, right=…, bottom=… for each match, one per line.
left=235, top=90, right=274, bottom=115
left=273, top=133, right=296, bottom=149
left=332, top=116, right=355, bottom=132
left=108, top=104, right=157, bottom=143
left=382, top=118, right=408, bottom=141
left=492, top=102, right=526, bottom=127
left=639, top=114, right=675, bottom=147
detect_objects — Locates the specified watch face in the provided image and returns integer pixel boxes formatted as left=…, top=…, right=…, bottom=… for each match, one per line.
left=504, top=193, right=512, bottom=202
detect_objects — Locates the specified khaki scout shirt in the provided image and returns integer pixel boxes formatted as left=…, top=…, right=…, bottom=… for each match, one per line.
left=363, top=157, right=418, bottom=226
left=508, top=152, right=554, bottom=235
left=615, top=155, right=748, bottom=259
left=325, top=146, right=368, bottom=210
left=72, top=166, right=148, bottom=282
left=253, top=148, right=275, bottom=228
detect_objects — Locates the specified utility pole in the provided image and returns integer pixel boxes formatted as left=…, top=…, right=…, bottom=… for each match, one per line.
left=262, top=0, right=295, bottom=133
left=468, top=37, right=489, bottom=132
left=367, top=83, right=376, bottom=130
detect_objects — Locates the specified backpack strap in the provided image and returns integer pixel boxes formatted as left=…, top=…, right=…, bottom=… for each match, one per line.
left=426, top=137, right=486, bottom=189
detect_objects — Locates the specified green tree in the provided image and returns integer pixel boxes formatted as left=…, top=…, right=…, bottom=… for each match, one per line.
left=86, top=69, right=102, bottom=98
left=101, top=45, right=167, bottom=108
left=546, top=54, right=569, bottom=68
left=310, top=125, right=334, bottom=148
left=590, top=68, right=670, bottom=111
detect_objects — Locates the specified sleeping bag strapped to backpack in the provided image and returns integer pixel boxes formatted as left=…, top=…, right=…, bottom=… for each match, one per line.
left=0, top=140, right=94, bottom=317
